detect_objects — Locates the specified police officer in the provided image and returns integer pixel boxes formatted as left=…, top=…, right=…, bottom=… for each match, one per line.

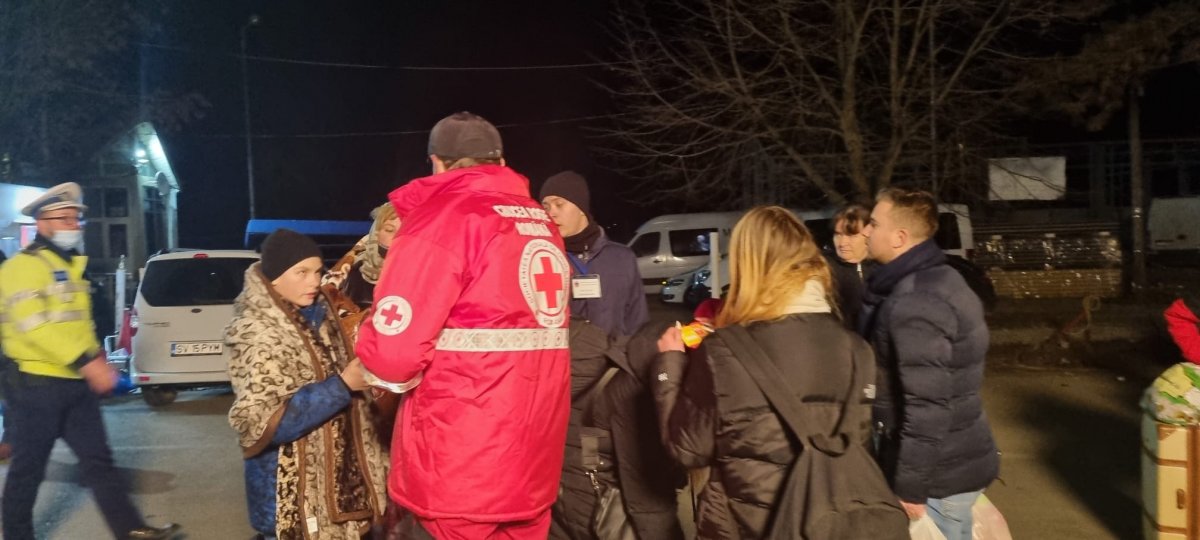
left=0, top=247, right=11, bottom=462
left=0, top=182, right=180, bottom=540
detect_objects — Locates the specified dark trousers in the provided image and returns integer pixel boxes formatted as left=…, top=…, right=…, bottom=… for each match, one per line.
left=0, top=357, right=15, bottom=444
left=1, top=373, right=144, bottom=539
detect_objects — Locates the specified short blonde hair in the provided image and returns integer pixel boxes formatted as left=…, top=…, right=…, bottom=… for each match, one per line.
left=716, top=206, right=834, bottom=328
left=876, top=187, right=938, bottom=241
left=370, top=202, right=397, bottom=230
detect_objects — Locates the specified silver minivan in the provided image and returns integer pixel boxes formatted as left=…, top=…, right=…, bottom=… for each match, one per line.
left=129, top=250, right=259, bottom=405
left=626, top=212, right=744, bottom=294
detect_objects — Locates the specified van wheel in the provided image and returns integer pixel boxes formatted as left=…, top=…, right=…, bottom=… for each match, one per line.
left=142, top=386, right=177, bottom=406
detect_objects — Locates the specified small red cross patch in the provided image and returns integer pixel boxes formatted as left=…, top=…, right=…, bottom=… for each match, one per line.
left=372, top=296, right=412, bottom=336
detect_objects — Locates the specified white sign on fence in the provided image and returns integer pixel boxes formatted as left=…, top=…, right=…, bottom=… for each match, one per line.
left=988, top=156, right=1067, bottom=201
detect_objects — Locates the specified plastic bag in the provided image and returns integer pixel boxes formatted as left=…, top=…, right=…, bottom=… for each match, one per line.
left=1144, top=363, right=1200, bottom=424
left=972, top=494, right=1013, bottom=540
left=910, top=515, right=947, bottom=540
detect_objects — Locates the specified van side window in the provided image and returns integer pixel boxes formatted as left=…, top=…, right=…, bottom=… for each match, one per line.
left=629, top=233, right=660, bottom=258
left=935, top=213, right=962, bottom=250
left=669, top=229, right=717, bottom=257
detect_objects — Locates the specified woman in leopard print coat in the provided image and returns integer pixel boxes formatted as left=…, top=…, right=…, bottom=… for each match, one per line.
left=226, top=230, right=388, bottom=539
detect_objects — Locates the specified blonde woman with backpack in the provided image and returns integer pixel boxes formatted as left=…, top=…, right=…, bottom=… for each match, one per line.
left=652, top=206, right=907, bottom=539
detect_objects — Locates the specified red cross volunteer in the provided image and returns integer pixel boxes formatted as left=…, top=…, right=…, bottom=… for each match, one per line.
left=356, top=112, right=571, bottom=539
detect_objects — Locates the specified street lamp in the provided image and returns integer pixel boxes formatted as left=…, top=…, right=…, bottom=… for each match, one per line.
left=240, top=14, right=260, bottom=220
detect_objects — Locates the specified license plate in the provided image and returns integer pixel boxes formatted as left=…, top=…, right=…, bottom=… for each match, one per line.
left=170, top=342, right=224, bottom=356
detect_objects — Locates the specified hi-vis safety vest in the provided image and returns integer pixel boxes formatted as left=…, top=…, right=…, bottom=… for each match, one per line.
left=0, top=246, right=99, bottom=379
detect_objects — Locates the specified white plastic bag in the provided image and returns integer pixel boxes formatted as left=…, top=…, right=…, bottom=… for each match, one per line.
left=972, top=494, right=1013, bottom=540
left=910, top=515, right=948, bottom=540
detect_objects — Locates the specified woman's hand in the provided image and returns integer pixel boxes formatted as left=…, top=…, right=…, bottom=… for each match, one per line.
left=339, top=358, right=370, bottom=392
left=658, top=325, right=686, bottom=353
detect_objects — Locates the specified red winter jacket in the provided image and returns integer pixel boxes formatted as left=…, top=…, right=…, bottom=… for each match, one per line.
left=1166, top=298, right=1200, bottom=364
left=356, top=165, right=571, bottom=522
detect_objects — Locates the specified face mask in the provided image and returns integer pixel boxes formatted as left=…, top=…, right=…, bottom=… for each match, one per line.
left=50, top=230, right=83, bottom=251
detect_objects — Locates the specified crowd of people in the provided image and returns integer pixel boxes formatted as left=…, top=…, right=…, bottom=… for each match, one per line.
left=218, top=111, right=1002, bottom=540
left=0, top=111, right=1004, bottom=540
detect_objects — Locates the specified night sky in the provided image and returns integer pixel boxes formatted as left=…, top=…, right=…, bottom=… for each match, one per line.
left=141, top=1, right=1200, bottom=248
left=147, top=1, right=641, bottom=248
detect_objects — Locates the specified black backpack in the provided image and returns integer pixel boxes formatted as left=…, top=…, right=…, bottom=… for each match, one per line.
left=721, top=325, right=909, bottom=540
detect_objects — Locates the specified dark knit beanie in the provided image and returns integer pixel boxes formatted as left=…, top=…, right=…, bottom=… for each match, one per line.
left=427, top=111, right=503, bottom=160
left=539, top=171, right=591, bottom=215
left=260, top=229, right=322, bottom=281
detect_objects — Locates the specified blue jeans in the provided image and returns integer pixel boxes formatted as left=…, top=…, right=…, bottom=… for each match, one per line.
left=927, top=490, right=981, bottom=540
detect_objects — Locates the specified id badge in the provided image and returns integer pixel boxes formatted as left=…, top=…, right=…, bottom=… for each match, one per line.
left=571, top=274, right=602, bottom=299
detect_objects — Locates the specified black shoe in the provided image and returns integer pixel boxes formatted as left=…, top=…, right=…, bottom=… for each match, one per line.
left=128, top=523, right=181, bottom=540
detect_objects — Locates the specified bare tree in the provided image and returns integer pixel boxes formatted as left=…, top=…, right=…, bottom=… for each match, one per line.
left=603, top=0, right=1099, bottom=208
left=0, top=0, right=206, bottom=180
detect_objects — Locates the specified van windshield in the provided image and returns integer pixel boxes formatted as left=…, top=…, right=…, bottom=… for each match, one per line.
left=140, top=257, right=257, bottom=307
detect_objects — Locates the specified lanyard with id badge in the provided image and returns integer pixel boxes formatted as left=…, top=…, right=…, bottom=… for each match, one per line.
left=568, top=255, right=602, bottom=299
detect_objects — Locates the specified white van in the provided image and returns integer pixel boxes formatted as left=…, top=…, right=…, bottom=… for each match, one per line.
left=627, top=212, right=744, bottom=293
left=129, top=249, right=259, bottom=405
left=935, top=203, right=975, bottom=259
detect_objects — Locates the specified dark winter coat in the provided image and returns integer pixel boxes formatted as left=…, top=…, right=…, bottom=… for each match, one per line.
left=859, top=240, right=1000, bottom=503
left=566, top=233, right=648, bottom=337
left=826, top=252, right=876, bottom=331
left=653, top=314, right=875, bottom=539
left=341, top=260, right=376, bottom=309
left=551, top=320, right=685, bottom=540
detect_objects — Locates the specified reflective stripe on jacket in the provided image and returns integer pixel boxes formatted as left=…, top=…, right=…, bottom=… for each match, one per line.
left=0, top=246, right=98, bottom=379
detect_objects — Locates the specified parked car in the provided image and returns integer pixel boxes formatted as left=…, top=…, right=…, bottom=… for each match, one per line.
left=934, top=203, right=976, bottom=260
left=128, top=249, right=259, bottom=406
left=660, top=268, right=699, bottom=304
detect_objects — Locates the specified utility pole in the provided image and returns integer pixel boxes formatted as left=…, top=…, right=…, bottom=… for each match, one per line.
left=929, top=13, right=938, bottom=195
left=1128, top=81, right=1147, bottom=297
left=240, top=14, right=260, bottom=220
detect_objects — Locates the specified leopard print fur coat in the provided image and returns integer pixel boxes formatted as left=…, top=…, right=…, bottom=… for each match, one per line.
left=226, top=263, right=388, bottom=539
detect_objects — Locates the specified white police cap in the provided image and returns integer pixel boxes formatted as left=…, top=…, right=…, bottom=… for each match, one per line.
left=21, top=182, right=88, bottom=217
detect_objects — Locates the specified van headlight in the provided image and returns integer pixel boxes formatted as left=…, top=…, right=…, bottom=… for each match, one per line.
left=693, top=270, right=711, bottom=286
left=666, top=277, right=686, bottom=287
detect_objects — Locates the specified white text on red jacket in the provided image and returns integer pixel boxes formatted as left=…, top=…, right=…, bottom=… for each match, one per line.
left=493, top=205, right=553, bottom=237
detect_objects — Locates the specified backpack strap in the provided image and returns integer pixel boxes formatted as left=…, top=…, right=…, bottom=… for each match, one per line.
left=583, top=366, right=621, bottom=424
left=580, top=366, right=621, bottom=474
left=721, top=324, right=859, bottom=453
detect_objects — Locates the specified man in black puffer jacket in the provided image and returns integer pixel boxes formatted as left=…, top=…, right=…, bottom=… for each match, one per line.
left=550, top=320, right=684, bottom=540
left=859, top=187, right=999, bottom=540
